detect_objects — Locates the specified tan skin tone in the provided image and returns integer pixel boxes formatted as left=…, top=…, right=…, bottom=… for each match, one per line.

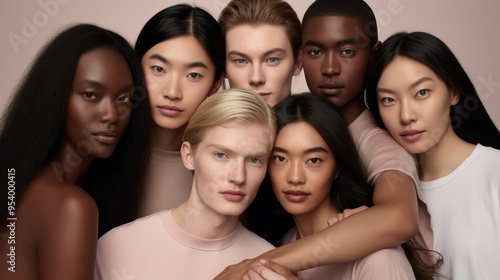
left=0, top=48, right=133, bottom=280
left=215, top=16, right=419, bottom=279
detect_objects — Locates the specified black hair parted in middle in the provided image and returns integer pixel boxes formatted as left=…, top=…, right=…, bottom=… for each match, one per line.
left=135, top=4, right=225, bottom=81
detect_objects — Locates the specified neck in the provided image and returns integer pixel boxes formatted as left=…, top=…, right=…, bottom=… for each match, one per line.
left=339, top=95, right=366, bottom=125
left=151, top=122, right=186, bottom=151
left=172, top=188, right=239, bottom=239
left=51, top=140, right=95, bottom=184
left=293, top=199, right=337, bottom=239
left=417, top=127, right=475, bottom=181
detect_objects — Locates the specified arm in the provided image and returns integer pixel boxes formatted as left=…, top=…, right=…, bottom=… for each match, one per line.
left=37, top=187, right=99, bottom=280
left=215, top=170, right=418, bottom=279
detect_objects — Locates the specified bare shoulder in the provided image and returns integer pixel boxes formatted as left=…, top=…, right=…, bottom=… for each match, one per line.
left=22, top=176, right=98, bottom=241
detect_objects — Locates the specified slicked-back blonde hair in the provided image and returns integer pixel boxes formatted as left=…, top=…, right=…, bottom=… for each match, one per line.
left=183, top=88, right=276, bottom=152
left=218, top=0, right=301, bottom=60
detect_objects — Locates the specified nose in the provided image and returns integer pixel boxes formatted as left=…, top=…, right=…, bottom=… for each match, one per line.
left=249, top=64, right=265, bottom=87
left=228, top=160, right=246, bottom=186
left=399, top=100, right=417, bottom=125
left=321, top=52, right=340, bottom=77
left=162, top=73, right=182, bottom=100
left=98, top=98, right=118, bottom=125
left=287, top=161, right=305, bottom=186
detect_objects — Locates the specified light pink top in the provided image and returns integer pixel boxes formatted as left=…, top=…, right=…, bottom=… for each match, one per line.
left=284, top=228, right=415, bottom=279
left=348, top=109, right=433, bottom=252
left=95, top=210, right=274, bottom=280
left=139, top=147, right=193, bottom=217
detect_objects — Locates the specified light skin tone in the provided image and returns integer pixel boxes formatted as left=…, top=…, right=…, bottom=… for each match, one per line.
left=173, top=121, right=271, bottom=239
left=142, top=35, right=222, bottom=151
left=0, top=48, right=133, bottom=280
left=376, top=56, right=472, bottom=181
left=225, top=24, right=302, bottom=107
left=215, top=15, right=420, bottom=279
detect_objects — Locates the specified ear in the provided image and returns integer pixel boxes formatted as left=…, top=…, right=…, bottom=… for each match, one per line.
left=180, top=141, right=195, bottom=171
left=371, top=40, right=382, bottom=54
left=333, top=168, right=341, bottom=181
left=451, top=90, right=460, bottom=106
left=208, top=74, right=224, bottom=96
left=293, top=49, right=303, bottom=76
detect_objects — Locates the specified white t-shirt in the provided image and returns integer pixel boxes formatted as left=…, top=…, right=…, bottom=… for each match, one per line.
left=420, top=144, right=500, bottom=279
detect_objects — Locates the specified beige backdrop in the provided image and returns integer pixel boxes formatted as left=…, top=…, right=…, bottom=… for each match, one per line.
left=1, top=0, right=499, bottom=127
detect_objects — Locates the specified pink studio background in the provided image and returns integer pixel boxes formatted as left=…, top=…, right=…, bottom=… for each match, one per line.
left=1, top=0, right=499, bottom=128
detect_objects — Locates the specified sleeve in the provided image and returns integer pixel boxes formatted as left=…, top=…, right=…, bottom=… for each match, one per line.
left=355, top=246, right=416, bottom=280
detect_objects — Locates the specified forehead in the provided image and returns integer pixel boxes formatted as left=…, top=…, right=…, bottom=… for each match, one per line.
left=74, top=48, right=132, bottom=85
left=302, top=16, right=369, bottom=46
left=276, top=122, right=328, bottom=149
left=143, top=35, right=214, bottom=65
left=200, top=121, right=272, bottom=152
left=226, top=24, right=292, bottom=54
left=378, top=56, right=441, bottom=87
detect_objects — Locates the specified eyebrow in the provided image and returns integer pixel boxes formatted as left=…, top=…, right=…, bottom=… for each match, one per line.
left=77, top=80, right=134, bottom=94
left=378, top=77, right=434, bottom=94
left=148, top=53, right=208, bottom=69
left=273, top=146, right=329, bottom=155
left=227, top=48, right=287, bottom=58
left=207, top=144, right=268, bottom=158
left=303, top=38, right=358, bottom=48
left=77, top=80, right=104, bottom=89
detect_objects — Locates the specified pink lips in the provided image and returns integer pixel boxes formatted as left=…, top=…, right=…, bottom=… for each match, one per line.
left=157, top=105, right=183, bottom=117
left=283, top=190, right=310, bottom=203
left=257, top=92, right=271, bottom=100
left=92, top=130, right=118, bottom=145
left=220, top=190, right=246, bottom=202
left=319, top=82, right=344, bottom=96
left=400, top=130, right=423, bottom=142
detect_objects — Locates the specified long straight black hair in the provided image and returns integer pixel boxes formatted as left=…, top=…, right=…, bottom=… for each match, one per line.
left=247, top=93, right=373, bottom=245
left=0, top=24, right=152, bottom=236
left=366, top=31, right=500, bottom=149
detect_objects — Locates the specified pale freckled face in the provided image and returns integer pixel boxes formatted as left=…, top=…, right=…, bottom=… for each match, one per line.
left=376, top=56, right=459, bottom=156
left=181, top=122, right=271, bottom=217
left=225, top=24, right=301, bottom=107
left=269, top=122, right=338, bottom=217
left=142, top=36, right=219, bottom=130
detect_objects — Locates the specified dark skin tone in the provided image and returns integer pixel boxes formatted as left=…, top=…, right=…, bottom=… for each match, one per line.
left=0, top=48, right=133, bottom=279
left=216, top=16, right=419, bottom=280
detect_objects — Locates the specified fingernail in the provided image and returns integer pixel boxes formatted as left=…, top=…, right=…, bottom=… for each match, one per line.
left=259, top=259, right=268, bottom=264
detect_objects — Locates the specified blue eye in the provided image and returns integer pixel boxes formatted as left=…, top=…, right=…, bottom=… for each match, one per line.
left=215, top=152, right=225, bottom=159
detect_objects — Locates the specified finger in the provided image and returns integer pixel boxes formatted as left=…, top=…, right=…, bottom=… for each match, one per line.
left=254, top=266, right=287, bottom=280
left=259, top=259, right=298, bottom=279
left=245, top=268, right=265, bottom=280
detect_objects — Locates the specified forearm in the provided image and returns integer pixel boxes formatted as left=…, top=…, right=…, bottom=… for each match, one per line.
left=259, top=202, right=417, bottom=271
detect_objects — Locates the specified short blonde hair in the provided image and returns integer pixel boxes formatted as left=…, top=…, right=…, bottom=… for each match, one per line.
left=183, top=88, right=276, bottom=152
